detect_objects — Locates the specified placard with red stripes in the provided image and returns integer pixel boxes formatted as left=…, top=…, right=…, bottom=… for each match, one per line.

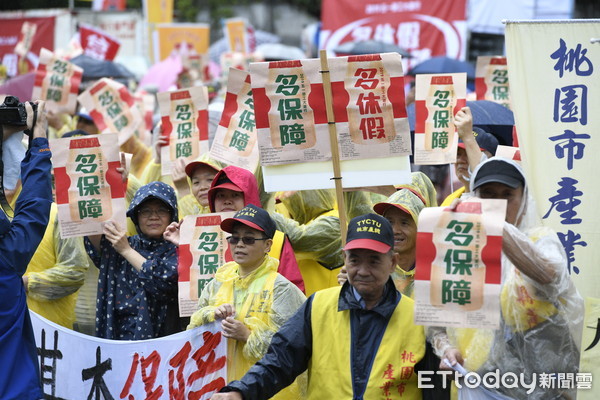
left=414, top=73, right=466, bottom=165
left=178, top=212, right=234, bottom=317
left=50, top=133, right=126, bottom=238
left=414, top=198, right=505, bottom=329
left=475, top=56, right=511, bottom=109
left=158, top=86, right=209, bottom=176
left=250, top=52, right=410, bottom=166
left=32, top=48, right=83, bottom=114
left=78, top=78, right=144, bottom=145
left=210, top=68, right=259, bottom=172
left=328, top=52, right=411, bottom=160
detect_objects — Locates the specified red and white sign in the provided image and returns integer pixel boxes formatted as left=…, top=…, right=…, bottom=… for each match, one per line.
left=413, top=73, right=466, bottom=165
left=32, top=48, right=83, bottom=114
left=251, top=52, right=411, bottom=166
left=79, top=24, right=121, bottom=61
left=210, top=68, right=260, bottom=172
left=475, top=56, right=511, bottom=109
left=78, top=78, right=144, bottom=145
left=320, top=0, right=467, bottom=68
left=178, top=213, right=234, bottom=317
left=0, top=16, right=55, bottom=76
left=157, top=86, right=210, bottom=176
left=414, top=199, right=505, bottom=329
left=50, top=133, right=127, bottom=238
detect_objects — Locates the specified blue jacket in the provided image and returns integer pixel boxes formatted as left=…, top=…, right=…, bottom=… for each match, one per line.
left=0, top=137, right=53, bottom=400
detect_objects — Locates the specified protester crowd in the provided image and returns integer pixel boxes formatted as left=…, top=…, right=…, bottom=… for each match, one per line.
left=0, top=43, right=584, bottom=400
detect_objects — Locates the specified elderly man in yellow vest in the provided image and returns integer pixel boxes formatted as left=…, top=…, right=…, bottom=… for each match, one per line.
left=211, top=213, right=429, bottom=400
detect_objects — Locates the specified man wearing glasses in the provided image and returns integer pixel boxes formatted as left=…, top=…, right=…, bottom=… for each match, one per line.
left=187, top=204, right=306, bottom=400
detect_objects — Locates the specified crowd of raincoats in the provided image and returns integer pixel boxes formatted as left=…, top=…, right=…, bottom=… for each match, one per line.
left=0, top=66, right=584, bottom=400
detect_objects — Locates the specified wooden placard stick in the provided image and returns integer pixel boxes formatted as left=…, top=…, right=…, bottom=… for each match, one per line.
left=319, top=49, right=347, bottom=243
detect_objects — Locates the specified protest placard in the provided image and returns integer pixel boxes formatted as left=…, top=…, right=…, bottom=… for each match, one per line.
left=51, top=133, right=126, bottom=238
left=224, top=18, right=250, bottom=54
left=14, top=21, right=37, bottom=58
left=158, top=86, right=210, bottom=176
left=414, top=198, right=505, bottom=329
left=154, top=23, right=210, bottom=62
left=475, top=56, right=511, bottom=109
left=251, top=53, right=411, bottom=167
left=79, top=23, right=121, bottom=61
left=30, top=311, right=226, bottom=400
left=178, top=213, right=234, bottom=317
left=413, top=73, right=466, bottom=165
left=32, top=48, right=82, bottom=114
left=78, top=78, right=144, bottom=145
left=210, top=68, right=259, bottom=172
left=251, top=58, right=329, bottom=165
left=328, top=53, right=412, bottom=159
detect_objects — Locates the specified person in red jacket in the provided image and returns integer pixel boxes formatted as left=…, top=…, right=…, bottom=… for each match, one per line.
left=165, top=165, right=304, bottom=293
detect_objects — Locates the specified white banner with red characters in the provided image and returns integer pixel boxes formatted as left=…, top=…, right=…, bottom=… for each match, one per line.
left=414, top=199, right=505, bottom=329
left=79, top=23, right=121, bottom=61
left=328, top=53, right=411, bottom=159
left=158, top=86, right=210, bottom=176
left=320, top=0, right=468, bottom=69
left=413, top=73, right=466, bottom=165
left=14, top=21, right=37, bottom=58
left=30, top=311, right=227, bottom=400
left=50, top=134, right=127, bottom=239
left=251, top=53, right=410, bottom=166
left=210, top=68, right=259, bottom=172
left=78, top=78, right=144, bottom=145
left=178, top=213, right=234, bottom=317
left=475, top=56, right=511, bottom=109
left=32, top=48, right=83, bottom=114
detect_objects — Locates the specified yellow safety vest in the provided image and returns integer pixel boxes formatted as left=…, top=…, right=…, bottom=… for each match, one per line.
left=308, top=287, right=424, bottom=399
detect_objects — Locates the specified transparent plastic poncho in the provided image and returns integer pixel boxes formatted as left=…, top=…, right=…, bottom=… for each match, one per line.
left=428, top=157, right=584, bottom=400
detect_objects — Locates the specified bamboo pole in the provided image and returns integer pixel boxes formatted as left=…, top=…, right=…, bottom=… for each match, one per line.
left=319, top=49, right=348, bottom=243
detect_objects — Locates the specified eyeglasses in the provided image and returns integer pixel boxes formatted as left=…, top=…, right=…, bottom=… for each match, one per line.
left=226, top=236, right=268, bottom=245
left=138, top=208, right=171, bottom=218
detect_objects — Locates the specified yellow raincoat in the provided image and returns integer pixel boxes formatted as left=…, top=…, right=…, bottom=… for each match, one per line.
left=396, top=171, right=438, bottom=207
left=25, top=203, right=93, bottom=328
left=188, top=256, right=306, bottom=399
left=271, top=189, right=344, bottom=296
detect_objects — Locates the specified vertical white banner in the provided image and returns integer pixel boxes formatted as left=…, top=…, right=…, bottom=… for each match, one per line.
left=505, top=19, right=600, bottom=399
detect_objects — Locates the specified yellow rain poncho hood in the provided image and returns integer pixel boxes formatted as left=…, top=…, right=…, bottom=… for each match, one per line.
left=396, top=171, right=438, bottom=207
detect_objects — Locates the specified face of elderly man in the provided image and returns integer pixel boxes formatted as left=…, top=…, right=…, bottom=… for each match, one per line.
left=345, top=248, right=397, bottom=305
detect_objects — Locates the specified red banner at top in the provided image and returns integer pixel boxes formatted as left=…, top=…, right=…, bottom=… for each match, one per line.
left=321, top=0, right=467, bottom=67
left=79, top=24, right=121, bottom=61
left=0, top=17, right=55, bottom=76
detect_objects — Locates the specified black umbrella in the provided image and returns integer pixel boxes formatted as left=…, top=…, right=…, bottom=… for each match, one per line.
left=70, top=54, right=135, bottom=81
left=333, top=40, right=412, bottom=58
left=407, top=56, right=475, bottom=79
left=406, top=100, right=514, bottom=145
